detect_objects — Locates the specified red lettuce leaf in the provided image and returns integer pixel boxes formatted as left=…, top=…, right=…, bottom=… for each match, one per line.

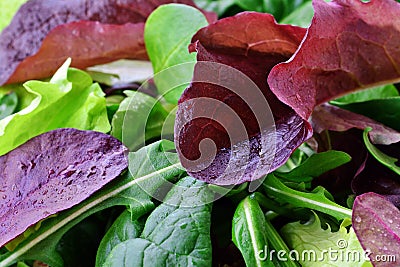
left=268, top=0, right=400, bottom=120
left=311, top=104, right=400, bottom=145
left=0, top=0, right=216, bottom=85
left=353, top=192, right=400, bottom=265
left=0, top=128, right=128, bottom=247
left=174, top=12, right=312, bottom=185
left=6, top=21, right=147, bottom=85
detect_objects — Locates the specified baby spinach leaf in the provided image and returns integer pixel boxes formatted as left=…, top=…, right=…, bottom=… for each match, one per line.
left=0, top=128, right=128, bottom=248
left=363, top=127, right=400, bottom=175
left=353, top=192, right=400, bottom=265
left=232, top=196, right=273, bottom=267
left=175, top=12, right=312, bottom=185
left=0, top=92, right=18, bottom=120
left=0, top=59, right=110, bottom=156
left=263, top=174, right=352, bottom=220
left=275, top=150, right=351, bottom=182
left=281, top=213, right=370, bottom=267
left=0, top=140, right=184, bottom=267
left=145, top=4, right=209, bottom=104
left=268, top=0, right=400, bottom=120
left=111, top=91, right=169, bottom=151
left=96, top=210, right=144, bottom=267
left=103, top=177, right=213, bottom=267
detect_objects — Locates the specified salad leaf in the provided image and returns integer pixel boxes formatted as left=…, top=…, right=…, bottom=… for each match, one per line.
left=263, top=174, right=352, bottom=220
left=311, top=104, right=400, bottom=145
left=96, top=210, right=144, bottom=267
left=0, top=59, right=110, bottom=156
left=145, top=4, right=209, bottom=104
left=0, top=140, right=184, bottom=266
left=193, top=0, right=236, bottom=16
left=111, top=91, right=169, bottom=151
left=262, top=0, right=310, bottom=22
left=281, top=0, right=313, bottom=27
left=281, top=213, right=370, bottom=267
left=0, top=128, right=128, bottom=248
left=0, top=0, right=215, bottom=85
left=363, top=127, right=400, bottom=175
left=268, top=0, right=400, bottom=120
left=0, top=92, right=18, bottom=120
left=103, top=177, right=213, bottom=267
left=175, top=12, right=312, bottom=185
left=334, top=97, right=400, bottom=132
left=6, top=21, right=148, bottom=85
left=275, top=150, right=351, bottom=182
left=332, top=85, right=399, bottom=104
left=232, top=196, right=273, bottom=267
left=352, top=192, right=400, bottom=265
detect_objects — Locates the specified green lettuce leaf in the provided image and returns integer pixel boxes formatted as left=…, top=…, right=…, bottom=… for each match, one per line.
left=0, top=59, right=110, bottom=155
left=281, top=213, right=371, bottom=267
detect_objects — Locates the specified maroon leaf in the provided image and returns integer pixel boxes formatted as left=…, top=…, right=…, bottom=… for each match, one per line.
left=268, top=0, right=400, bottom=120
left=0, top=128, right=128, bottom=247
left=352, top=192, right=400, bottom=265
left=6, top=21, right=147, bottom=85
left=311, top=104, right=400, bottom=145
left=174, top=12, right=312, bottom=185
left=0, top=0, right=216, bottom=85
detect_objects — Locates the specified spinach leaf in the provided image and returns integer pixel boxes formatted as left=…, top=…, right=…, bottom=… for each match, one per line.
left=96, top=210, right=144, bottom=267
left=0, top=140, right=184, bottom=267
left=0, top=92, right=17, bottom=120
left=0, top=59, right=110, bottom=156
left=144, top=4, right=209, bottom=104
left=232, top=196, right=274, bottom=267
left=103, top=177, right=213, bottom=267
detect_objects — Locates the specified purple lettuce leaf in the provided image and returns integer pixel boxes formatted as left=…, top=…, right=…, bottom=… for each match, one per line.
left=311, top=104, right=400, bottom=145
left=174, top=12, right=312, bottom=185
left=0, top=128, right=128, bottom=247
left=352, top=192, right=400, bottom=266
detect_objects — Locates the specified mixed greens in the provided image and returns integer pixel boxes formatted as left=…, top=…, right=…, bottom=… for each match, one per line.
left=0, top=0, right=400, bottom=266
